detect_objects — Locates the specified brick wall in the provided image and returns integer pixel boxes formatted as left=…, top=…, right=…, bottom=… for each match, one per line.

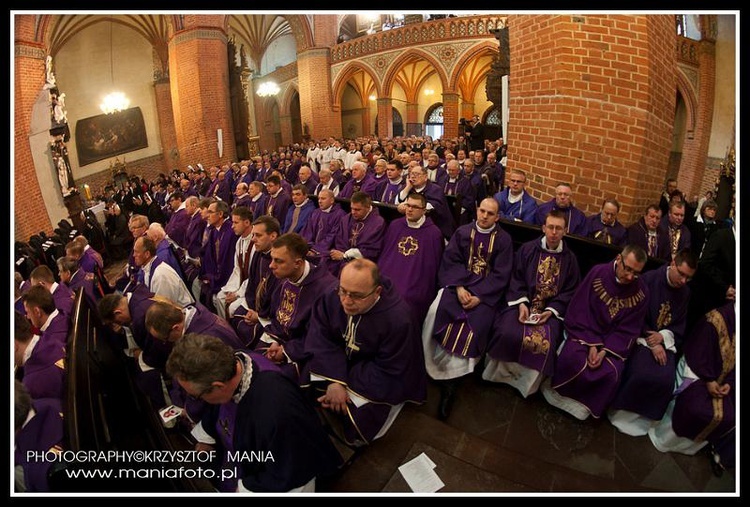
left=154, top=80, right=179, bottom=169
left=14, top=15, right=52, bottom=241
left=169, top=21, right=236, bottom=167
left=297, top=48, right=341, bottom=141
left=509, top=14, right=676, bottom=225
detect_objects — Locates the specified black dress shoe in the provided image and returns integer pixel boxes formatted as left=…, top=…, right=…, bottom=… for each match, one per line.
left=438, top=382, right=458, bottom=420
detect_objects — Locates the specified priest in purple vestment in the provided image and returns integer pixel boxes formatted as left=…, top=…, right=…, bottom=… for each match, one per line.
left=609, top=249, right=696, bottom=435
left=378, top=192, right=444, bottom=326
left=533, top=183, right=587, bottom=236
left=246, top=181, right=269, bottom=219
left=373, top=159, right=406, bottom=204
left=264, top=174, right=292, bottom=227
left=29, top=264, right=74, bottom=319
left=199, top=200, right=238, bottom=311
left=541, top=244, right=649, bottom=420
left=260, top=233, right=338, bottom=384
left=325, top=191, right=386, bottom=278
left=338, top=161, right=379, bottom=199
left=23, top=286, right=70, bottom=348
left=164, top=192, right=191, bottom=249
left=422, top=197, right=513, bottom=420
left=584, top=198, right=628, bottom=247
left=300, top=189, right=346, bottom=266
left=656, top=201, right=692, bottom=261
left=484, top=210, right=581, bottom=398
left=166, top=334, right=341, bottom=492
left=396, top=164, right=456, bottom=240
left=15, top=311, right=65, bottom=403
left=15, top=381, right=65, bottom=492
left=233, top=216, right=281, bottom=348
left=306, top=259, right=428, bottom=446
left=626, top=204, right=665, bottom=259
left=648, top=301, right=735, bottom=474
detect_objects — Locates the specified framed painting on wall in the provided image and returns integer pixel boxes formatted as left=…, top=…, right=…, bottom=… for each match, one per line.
left=75, top=107, right=148, bottom=166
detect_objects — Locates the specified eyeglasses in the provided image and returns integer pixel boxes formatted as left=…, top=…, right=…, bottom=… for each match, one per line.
left=673, top=265, right=694, bottom=282
left=337, top=286, right=378, bottom=301
left=187, top=384, right=215, bottom=402
left=619, top=258, right=642, bottom=278
left=404, top=203, right=425, bottom=210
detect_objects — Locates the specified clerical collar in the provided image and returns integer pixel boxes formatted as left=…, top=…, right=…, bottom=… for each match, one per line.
left=508, top=190, right=523, bottom=203
left=289, top=260, right=311, bottom=286
left=271, top=188, right=282, bottom=198
left=407, top=215, right=426, bottom=229
left=236, top=192, right=248, bottom=200
left=321, top=205, right=333, bottom=213
left=448, top=177, right=457, bottom=183
left=541, top=236, right=563, bottom=253
left=359, top=207, right=373, bottom=221
left=665, top=266, right=679, bottom=288
left=475, top=223, right=496, bottom=234
left=389, top=177, right=403, bottom=184
left=40, top=309, right=60, bottom=332
left=414, top=184, right=427, bottom=192
left=181, top=305, right=197, bottom=339
left=251, top=193, right=262, bottom=202
left=295, top=198, right=310, bottom=208
left=232, top=352, right=254, bottom=403
left=22, top=334, right=41, bottom=365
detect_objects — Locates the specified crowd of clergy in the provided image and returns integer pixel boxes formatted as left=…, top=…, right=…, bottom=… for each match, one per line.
left=14, top=135, right=735, bottom=492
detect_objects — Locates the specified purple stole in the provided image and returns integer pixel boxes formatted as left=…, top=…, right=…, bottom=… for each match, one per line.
left=444, top=179, right=458, bottom=196
left=380, top=181, right=404, bottom=204
left=237, top=238, right=252, bottom=285
left=275, top=282, right=303, bottom=337
left=216, top=401, right=239, bottom=492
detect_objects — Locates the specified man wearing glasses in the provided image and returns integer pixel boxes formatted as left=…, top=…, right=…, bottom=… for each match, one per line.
left=305, top=259, right=427, bottom=447
left=494, top=169, right=538, bottom=224
left=166, top=334, right=342, bottom=492
left=378, top=193, right=445, bottom=326
left=541, top=244, right=649, bottom=421
left=609, top=248, right=697, bottom=435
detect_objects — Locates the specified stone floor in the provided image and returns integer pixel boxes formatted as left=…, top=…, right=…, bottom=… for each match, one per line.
left=103, top=259, right=737, bottom=495
left=318, top=374, right=737, bottom=494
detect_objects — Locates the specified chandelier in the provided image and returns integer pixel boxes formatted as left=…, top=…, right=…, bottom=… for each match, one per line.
left=256, top=81, right=280, bottom=97
left=100, top=19, right=130, bottom=114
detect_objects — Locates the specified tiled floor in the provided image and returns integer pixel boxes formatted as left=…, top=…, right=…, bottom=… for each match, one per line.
left=102, top=258, right=737, bottom=495
left=319, top=374, right=737, bottom=494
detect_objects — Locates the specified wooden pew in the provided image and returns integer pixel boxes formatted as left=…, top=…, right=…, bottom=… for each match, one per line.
left=52, top=288, right=213, bottom=492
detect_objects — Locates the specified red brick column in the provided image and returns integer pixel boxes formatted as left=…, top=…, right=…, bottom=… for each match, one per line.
left=279, top=114, right=293, bottom=146
left=509, top=14, right=676, bottom=224
left=154, top=79, right=179, bottom=170
left=168, top=21, right=236, bottom=167
left=376, top=98, right=393, bottom=139
left=679, top=38, right=716, bottom=198
left=14, top=16, right=52, bottom=241
left=406, top=102, right=419, bottom=124
left=297, top=47, right=340, bottom=140
left=460, top=101, right=475, bottom=122
left=442, top=92, right=460, bottom=140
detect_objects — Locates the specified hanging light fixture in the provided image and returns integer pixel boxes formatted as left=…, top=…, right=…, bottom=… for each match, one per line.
left=256, top=81, right=280, bottom=97
left=100, top=19, right=130, bottom=114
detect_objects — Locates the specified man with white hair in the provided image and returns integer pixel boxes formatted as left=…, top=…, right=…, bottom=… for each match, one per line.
left=338, top=161, right=378, bottom=199
left=314, top=168, right=340, bottom=197
left=146, top=222, right=183, bottom=277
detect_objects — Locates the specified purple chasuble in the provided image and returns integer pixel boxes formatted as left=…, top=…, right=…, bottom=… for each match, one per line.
left=378, top=217, right=445, bottom=325
left=551, top=261, right=649, bottom=418
left=610, top=264, right=691, bottom=419
left=433, top=223, right=513, bottom=358
left=487, top=238, right=580, bottom=376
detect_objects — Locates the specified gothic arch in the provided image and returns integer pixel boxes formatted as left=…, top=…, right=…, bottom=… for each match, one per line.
left=448, top=40, right=499, bottom=91
left=675, top=69, right=698, bottom=137
left=284, top=15, right=314, bottom=51
left=381, top=48, right=448, bottom=97
left=331, top=61, right=381, bottom=108
left=280, top=83, right=300, bottom=117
